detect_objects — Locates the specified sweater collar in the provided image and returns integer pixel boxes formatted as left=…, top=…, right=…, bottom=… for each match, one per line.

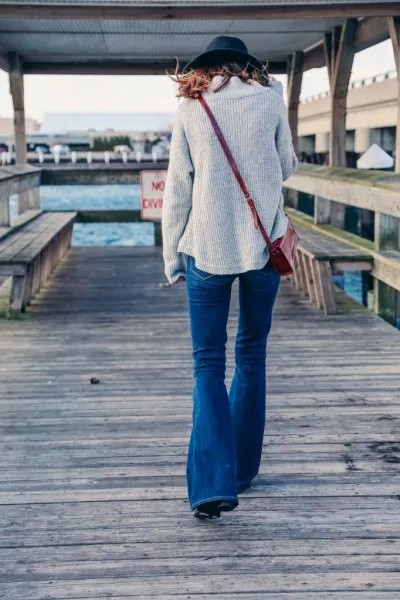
left=204, top=75, right=266, bottom=99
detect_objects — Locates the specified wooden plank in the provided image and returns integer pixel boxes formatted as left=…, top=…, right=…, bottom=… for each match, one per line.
left=314, top=261, right=337, bottom=314
left=295, top=222, right=371, bottom=261
left=0, top=196, right=10, bottom=227
left=0, top=213, right=57, bottom=262
left=13, top=213, right=75, bottom=263
left=0, top=209, right=42, bottom=241
left=8, top=273, right=26, bottom=315
left=296, top=250, right=308, bottom=294
left=0, top=247, right=400, bottom=597
left=331, top=260, right=372, bottom=272
left=305, top=255, right=317, bottom=303
left=2, top=573, right=400, bottom=599
left=284, top=172, right=400, bottom=218
left=0, top=3, right=399, bottom=21
left=0, top=167, right=41, bottom=199
left=372, top=252, right=400, bottom=293
left=0, top=212, right=75, bottom=264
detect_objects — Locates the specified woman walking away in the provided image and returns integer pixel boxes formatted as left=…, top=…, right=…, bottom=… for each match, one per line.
left=162, top=36, right=298, bottom=520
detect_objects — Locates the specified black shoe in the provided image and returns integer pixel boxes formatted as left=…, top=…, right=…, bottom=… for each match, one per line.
left=194, top=500, right=221, bottom=520
left=218, top=500, right=238, bottom=512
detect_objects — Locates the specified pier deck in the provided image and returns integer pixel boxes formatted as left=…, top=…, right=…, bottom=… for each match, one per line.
left=1, top=246, right=400, bottom=599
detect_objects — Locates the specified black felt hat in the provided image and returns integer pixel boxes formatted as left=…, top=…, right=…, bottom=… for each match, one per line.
left=183, top=35, right=263, bottom=73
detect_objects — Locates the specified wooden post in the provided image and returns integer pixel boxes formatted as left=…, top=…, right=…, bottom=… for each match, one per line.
left=0, top=196, right=10, bottom=227
left=154, top=222, right=162, bottom=246
left=319, top=20, right=357, bottom=228
left=287, top=51, right=304, bottom=156
left=27, top=186, right=41, bottom=210
left=286, top=51, right=304, bottom=210
left=388, top=17, right=400, bottom=172
left=8, top=52, right=29, bottom=215
left=314, top=196, right=331, bottom=225
left=326, top=20, right=357, bottom=167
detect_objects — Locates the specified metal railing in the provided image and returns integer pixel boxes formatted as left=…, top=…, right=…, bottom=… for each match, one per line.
left=301, top=69, right=397, bottom=103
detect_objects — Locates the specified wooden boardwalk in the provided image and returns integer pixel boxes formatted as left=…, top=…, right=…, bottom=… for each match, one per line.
left=1, top=246, right=400, bottom=599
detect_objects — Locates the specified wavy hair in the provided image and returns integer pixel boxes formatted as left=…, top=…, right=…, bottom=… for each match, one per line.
left=169, top=61, right=271, bottom=99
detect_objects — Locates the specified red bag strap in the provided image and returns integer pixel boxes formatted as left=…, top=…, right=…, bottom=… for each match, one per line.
left=198, top=94, right=273, bottom=252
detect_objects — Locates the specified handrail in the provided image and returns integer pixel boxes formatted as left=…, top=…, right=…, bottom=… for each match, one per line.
left=284, top=164, right=400, bottom=219
left=283, top=163, right=400, bottom=323
left=0, top=165, right=41, bottom=227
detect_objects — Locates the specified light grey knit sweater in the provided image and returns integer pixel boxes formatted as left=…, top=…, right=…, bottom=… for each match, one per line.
left=162, top=76, right=298, bottom=283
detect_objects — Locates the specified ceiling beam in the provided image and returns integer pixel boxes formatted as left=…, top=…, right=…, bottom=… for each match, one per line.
left=21, top=60, right=289, bottom=76
left=5, top=16, right=389, bottom=76
left=0, top=3, right=399, bottom=20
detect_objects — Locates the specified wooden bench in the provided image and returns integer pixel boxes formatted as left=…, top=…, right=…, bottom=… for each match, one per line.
left=287, top=221, right=373, bottom=314
left=0, top=211, right=76, bottom=316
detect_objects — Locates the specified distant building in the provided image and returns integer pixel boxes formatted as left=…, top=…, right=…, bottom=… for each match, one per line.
left=298, top=70, right=398, bottom=166
left=0, top=115, right=40, bottom=136
left=40, top=112, right=175, bottom=138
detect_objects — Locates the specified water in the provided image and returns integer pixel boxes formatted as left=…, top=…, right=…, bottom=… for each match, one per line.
left=10, top=185, right=155, bottom=247
left=10, top=185, right=364, bottom=304
left=333, top=271, right=364, bottom=305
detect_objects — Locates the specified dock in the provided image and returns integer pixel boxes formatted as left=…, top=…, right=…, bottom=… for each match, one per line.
left=0, top=1, right=400, bottom=596
left=1, top=246, right=400, bottom=598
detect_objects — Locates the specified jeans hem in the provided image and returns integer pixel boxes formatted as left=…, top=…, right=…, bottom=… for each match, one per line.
left=191, top=495, right=238, bottom=511
left=237, top=480, right=253, bottom=494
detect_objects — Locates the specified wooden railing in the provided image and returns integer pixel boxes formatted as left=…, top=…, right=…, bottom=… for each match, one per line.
left=0, top=165, right=162, bottom=245
left=284, top=164, right=400, bottom=324
left=0, top=165, right=41, bottom=230
left=1, top=163, right=399, bottom=324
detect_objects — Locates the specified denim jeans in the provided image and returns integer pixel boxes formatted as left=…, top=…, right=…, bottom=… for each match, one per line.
left=185, top=254, right=281, bottom=510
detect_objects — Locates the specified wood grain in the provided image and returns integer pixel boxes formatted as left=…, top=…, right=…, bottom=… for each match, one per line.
left=0, top=246, right=399, bottom=598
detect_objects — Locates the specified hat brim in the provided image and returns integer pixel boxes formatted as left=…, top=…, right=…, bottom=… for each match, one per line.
left=183, top=48, right=263, bottom=73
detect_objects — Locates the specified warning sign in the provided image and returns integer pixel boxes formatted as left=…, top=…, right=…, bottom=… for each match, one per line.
left=140, top=170, right=167, bottom=221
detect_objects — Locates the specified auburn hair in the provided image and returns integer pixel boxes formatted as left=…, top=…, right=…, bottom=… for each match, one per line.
left=169, top=61, right=271, bottom=99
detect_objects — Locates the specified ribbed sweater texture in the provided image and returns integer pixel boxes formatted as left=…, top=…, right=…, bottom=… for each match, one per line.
left=162, top=76, right=298, bottom=283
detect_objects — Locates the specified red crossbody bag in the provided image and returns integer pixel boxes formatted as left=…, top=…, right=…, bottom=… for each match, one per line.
left=198, top=95, right=299, bottom=277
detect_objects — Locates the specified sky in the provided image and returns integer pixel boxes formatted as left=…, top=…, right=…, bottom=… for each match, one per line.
left=0, top=40, right=396, bottom=123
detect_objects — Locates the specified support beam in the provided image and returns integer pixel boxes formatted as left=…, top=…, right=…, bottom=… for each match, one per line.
left=0, top=197, right=10, bottom=227
left=8, top=52, right=29, bottom=214
left=318, top=20, right=358, bottom=228
left=287, top=51, right=304, bottom=156
left=326, top=19, right=358, bottom=168
left=9, top=52, right=26, bottom=165
left=286, top=51, right=304, bottom=210
left=388, top=17, right=400, bottom=172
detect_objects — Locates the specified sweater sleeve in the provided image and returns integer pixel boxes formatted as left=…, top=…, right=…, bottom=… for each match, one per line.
left=275, top=97, right=298, bottom=181
left=162, top=104, right=194, bottom=283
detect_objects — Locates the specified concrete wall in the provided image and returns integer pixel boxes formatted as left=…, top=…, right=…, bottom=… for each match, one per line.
left=298, top=77, right=398, bottom=137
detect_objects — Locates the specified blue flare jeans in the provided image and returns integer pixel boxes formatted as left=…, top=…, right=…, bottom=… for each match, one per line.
left=185, top=254, right=280, bottom=510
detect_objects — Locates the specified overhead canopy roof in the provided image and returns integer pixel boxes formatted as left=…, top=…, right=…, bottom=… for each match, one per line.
left=0, top=1, right=398, bottom=75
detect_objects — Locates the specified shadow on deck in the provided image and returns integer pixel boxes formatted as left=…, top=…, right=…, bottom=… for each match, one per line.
left=1, top=247, right=400, bottom=598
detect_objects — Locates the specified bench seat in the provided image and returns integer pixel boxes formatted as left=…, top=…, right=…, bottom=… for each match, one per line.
left=288, top=221, right=373, bottom=314
left=0, top=211, right=76, bottom=316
